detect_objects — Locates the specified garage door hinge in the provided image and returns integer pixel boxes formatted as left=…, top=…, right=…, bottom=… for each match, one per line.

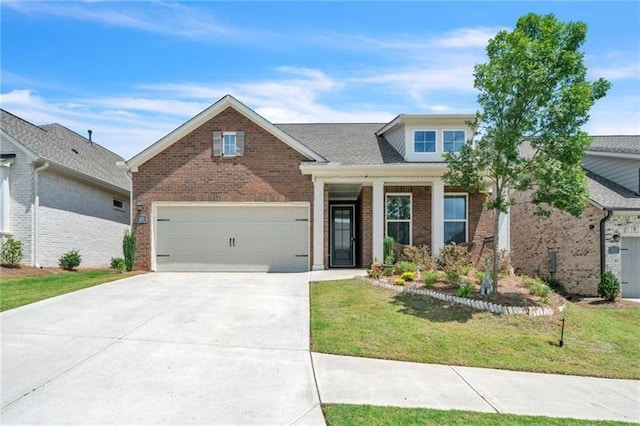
left=295, top=218, right=308, bottom=222
left=157, top=219, right=170, bottom=222
left=295, top=254, right=309, bottom=257
left=156, top=254, right=170, bottom=257
left=620, top=248, right=628, bottom=251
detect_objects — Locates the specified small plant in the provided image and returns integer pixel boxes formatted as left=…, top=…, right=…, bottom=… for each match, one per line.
left=424, top=270, right=440, bottom=288
left=439, top=243, right=472, bottom=276
left=394, top=278, right=405, bottom=286
left=401, top=245, right=431, bottom=269
left=123, top=229, right=136, bottom=272
left=529, top=281, right=550, bottom=298
left=383, top=267, right=393, bottom=277
left=110, top=257, right=126, bottom=273
left=394, top=261, right=418, bottom=274
left=1, top=236, right=23, bottom=268
left=59, top=249, right=81, bottom=271
left=384, top=255, right=395, bottom=265
left=401, top=272, right=415, bottom=282
left=383, top=236, right=394, bottom=264
left=367, top=263, right=384, bottom=279
left=598, top=270, right=620, bottom=301
left=456, top=283, right=472, bottom=298
left=544, top=277, right=566, bottom=295
left=476, top=271, right=485, bottom=282
left=540, top=295, right=550, bottom=305
left=460, top=265, right=472, bottom=276
left=446, top=270, right=461, bottom=285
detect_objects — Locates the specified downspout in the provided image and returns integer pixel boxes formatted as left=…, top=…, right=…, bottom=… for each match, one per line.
left=599, top=208, right=613, bottom=277
left=33, top=161, right=49, bottom=267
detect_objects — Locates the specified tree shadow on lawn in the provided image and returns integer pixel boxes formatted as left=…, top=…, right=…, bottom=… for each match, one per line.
left=390, top=293, right=474, bottom=323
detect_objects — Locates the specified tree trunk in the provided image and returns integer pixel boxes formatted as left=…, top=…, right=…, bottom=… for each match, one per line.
left=492, top=205, right=500, bottom=294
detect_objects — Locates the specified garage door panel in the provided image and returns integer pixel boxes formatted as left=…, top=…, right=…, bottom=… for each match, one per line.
left=621, top=237, right=640, bottom=298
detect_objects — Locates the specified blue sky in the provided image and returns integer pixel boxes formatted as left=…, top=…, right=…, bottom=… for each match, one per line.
left=1, top=1, right=639, bottom=159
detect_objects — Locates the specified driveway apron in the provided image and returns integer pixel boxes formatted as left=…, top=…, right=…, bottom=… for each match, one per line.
left=1, top=272, right=324, bottom=425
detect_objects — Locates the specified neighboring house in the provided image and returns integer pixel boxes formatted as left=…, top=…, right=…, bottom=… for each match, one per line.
left=0, top=110, right=130, bottom=267
left=126, top=94, right=504, bottom=273
left=511, top=136, right=640, bottom=297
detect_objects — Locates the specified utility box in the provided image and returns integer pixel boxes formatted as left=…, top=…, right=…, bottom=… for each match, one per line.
left=547, top=251, right=557, bottom=273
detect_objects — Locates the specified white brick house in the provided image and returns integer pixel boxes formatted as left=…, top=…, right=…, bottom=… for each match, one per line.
left=1, top=110, right=130, bottom=267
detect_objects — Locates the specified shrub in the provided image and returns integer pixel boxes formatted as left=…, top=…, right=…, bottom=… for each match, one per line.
left=59, top=249, right=81, bottom=271
left=543, top=277, right=566, bottom=295
left=383, top=267, right=393, bottom=277
left=394, top=261, right=418, bottom=274
left=123, top=230, right=136, bottom=272
left=446, top=270, right=461, bottom=285
left=367, top=263, right=384, bottom=279
left=110, top=257, right=126, bottom=273
left=598, top=271, right=620, bottom=301
left=529, top=281, right=550, bottom=298
left=456, top=283, right=472, bottom=298
left=439, top=243, right=471, bottom=276
left=1, top=236, right=23, bottom=268
left=476, top=271, right=485, bottom=282
left=394, top=278, right=405, bottom=286
left=383, top=236, right=394, bottom=264
left=401, top=272, right=415, bottom=282
left=424, top=270, right=440, bottom=288
left=401, top=245, right=431, bottom=269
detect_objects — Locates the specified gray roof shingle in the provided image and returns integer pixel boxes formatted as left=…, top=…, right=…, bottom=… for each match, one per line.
left=1, top=110, right=129, bottom=191
left=587, top=170, right=640, bottom=209
left=588, top=135, right=640, bottom=154
left=275, top=123, right=405, bottom=165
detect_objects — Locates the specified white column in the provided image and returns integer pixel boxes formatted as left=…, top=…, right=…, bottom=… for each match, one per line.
left=312, top=178, right=325, bottom=270
left=372, top=179, right=384, bottom=264
left=498, top=209, right=510, bottom=252
left=432, top=179, right=445, bottom=256
left=0, top=164, right=10, bottom=234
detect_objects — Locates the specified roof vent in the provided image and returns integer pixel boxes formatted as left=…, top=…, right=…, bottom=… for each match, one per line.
left=88, top=129, right=93, bottom=146
left=71, top=148, right=79, bottom=154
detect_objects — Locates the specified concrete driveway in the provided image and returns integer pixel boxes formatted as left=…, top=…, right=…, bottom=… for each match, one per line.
left=1, top=273, right=324, bottom=425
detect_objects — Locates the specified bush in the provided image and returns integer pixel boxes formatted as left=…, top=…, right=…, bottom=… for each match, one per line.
left=110, top=257, right=126, bottom=273
left=394, top=261, right=418, bottom=274
left=401, top=272, right=415, bottom=282
left=1, top=236, right=23, bottom=268
left=598, top=271, right=620, bottom=301
left=123, top=230, right=136, bottom=272
left=367, top=263, right=384, bottom=279
left=401, top=245, right=431, bottom=269
left=59, top=249, right=81, bottom=271
left=424, top=270, right=440, bottom=288
left=394, top=278, right=405, bottom=286
left=544, top=277, right=566, bottom=295
left=383, top=236, right=394, bottom=264
left=456, top=283, right=472, bottom=298
left=383, top=267, right=393, bottom=277
left=439, top=243, right=471, bottom=276
left=384, top=255, right=395, bottom=265
left=446, top=270, right=461, bottom=285
left=529, top=281, right=550, bottom=297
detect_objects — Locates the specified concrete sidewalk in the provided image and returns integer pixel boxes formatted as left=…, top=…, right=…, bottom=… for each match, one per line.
left=312, top=353, right=640, bottom=423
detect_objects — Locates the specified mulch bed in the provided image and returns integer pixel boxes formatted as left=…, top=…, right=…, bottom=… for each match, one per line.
left=1, top=265, right=146, bottom=279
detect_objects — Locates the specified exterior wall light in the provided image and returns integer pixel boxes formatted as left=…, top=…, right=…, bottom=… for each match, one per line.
left=612, top=232, right=620, bottom=243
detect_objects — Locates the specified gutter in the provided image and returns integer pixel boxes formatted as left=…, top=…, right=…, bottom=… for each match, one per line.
left=599, top=208, right=613, bottom=277
left=33, top=161, right=50, bottom=267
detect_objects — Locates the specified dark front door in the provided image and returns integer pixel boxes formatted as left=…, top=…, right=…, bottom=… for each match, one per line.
left=331, top=205, right=355, bottom=267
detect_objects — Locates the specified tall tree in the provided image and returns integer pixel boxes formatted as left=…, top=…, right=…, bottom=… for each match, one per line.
left=444, top=13, right=610, bottom=293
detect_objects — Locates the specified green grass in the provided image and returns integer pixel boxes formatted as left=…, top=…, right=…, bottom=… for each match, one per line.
left=322, top=405, right=629, bottom=426
left=1, top=270, right=127, bottom=311
left=310, top=280, right=640, bottom=379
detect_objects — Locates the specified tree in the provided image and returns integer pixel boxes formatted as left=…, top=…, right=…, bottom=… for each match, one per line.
left=444, top=13, right=610, bottom=293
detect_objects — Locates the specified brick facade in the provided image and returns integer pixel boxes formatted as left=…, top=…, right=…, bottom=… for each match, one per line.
left=359, top=186, right=373, bottom=266
left=132, top=106, right=314, bottom=270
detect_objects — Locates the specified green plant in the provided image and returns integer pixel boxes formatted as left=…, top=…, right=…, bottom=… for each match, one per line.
left=401, top=245, right=431, bottom=269
left=529, top=281, right=550, bottom=298
left=476, top=271, right=485, bottom=282
left=59, top=249, right=81, bottom=271
left=123, top=229, right=136, bottom=272
left=367, top=263, right=384, bottom=279
left=438, top=243, right=471, bottom=276
left=401, top=272, right=415, bottom=282
left=446, top=270, right=461, bottom=285
left=384, top=255, right=395, bottom=265
left=424, top=270, right=440, bottom=288
left=394, top=261, right=418, bottom=274
left=543, top=277, right=566, bottom=295
left=394, top=278, right=405, bottom=286
left=540, top=295, right=550, bottom=305
left=1, top=236, right=23, bottom=268
left=383, top=236, right=394, bottom=264
left=383, top=267, right=393, bottom=277
left=456, top=283, right=472, bottom=298
left=110, top=257, right=126, bottom=273
left=598, top=270, right=620, bottom=301
left=460, top=265, right=472, bottom=276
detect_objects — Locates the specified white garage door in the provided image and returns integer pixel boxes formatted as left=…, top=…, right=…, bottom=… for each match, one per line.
left=621, top=237, right=640, bottom=298
left=155, top=204, right=309, bottom=272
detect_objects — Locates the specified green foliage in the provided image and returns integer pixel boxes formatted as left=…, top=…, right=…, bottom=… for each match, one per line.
left=400, top=245, right=431, bottom=269
left=394, top=261, right=418, bottom=274
left=59, top=249, right=81, bottom=271
left=394, top=278, right=405, bottom=286
left=384, top=255, right=395, bottom=265
left=123, top=230, right=136, bottom=272
left=383, top=267, right=394, bottom=277
left=444, top=13, right=610, bottom=294
left=598, top=271, right=620, bottom=301
left=521, top=276, right=550, bottom=297
left=423, top=270, right=440, bottom=288
left=400, top=272, right=415, bottom=282
left=438, top=243, right=472, bottom=276
left=476, top=271, right=485, bottom=282
left=110, top=257, right=126, bottom=273
left=446, top=270, right=461, bottom=285
left=1, top=236, right=23, bottom=268
left=543, top=277, right=566, bottom=295
left=383, top=236, right=394, bottom=264
left=367, top=263, right=384, bottom=279
left=456, top=283, right=472, bottom=298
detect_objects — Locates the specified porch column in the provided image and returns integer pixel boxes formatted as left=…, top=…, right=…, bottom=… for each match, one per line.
left=432, top=179, right=445, bottom=256
left=312, top=178, right=325, bottom=270
left=372, top=179, right=384, bottom=264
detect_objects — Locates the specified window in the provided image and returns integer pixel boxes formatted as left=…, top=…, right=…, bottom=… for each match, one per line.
left=414, top=130, right=436, bottom=153
left=223, top=133, right=236, bottom=156
left=386, top=194, right=411, bottom=245
left=213, top=131, right=244, bottom=157
left=113, top=199, right=124, bottom=210
left=444, top=194, right=467, bottom=244
left=443, top=130, right=466, bottom=153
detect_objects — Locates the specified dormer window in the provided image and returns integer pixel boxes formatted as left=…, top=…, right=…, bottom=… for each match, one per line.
left=443, top=130, right=466, bottom=153
left=414, top=130, right=436, bottom=153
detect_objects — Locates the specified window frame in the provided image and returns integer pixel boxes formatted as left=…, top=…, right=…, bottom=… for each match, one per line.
left=112, top=198, right=124, bottom=211
left=413, top=130, right=437, bottom=154
left=385, top=193, right=412, bottom=246
left=442, top=129, right=467, bottom=153
left=444, top=193, right=468, bottom=245
left=222, top=131, right=237, bottom=157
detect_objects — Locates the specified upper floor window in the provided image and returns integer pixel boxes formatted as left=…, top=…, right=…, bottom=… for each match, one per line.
left=443, top=130, right=466, bottom=153
left=213, top=131, right=245, bottom=157
left=414, top=130, right=436, bottom=153
left=386, top=194, right=412, bottom=245
left=223, top=133, right=237, bottom=156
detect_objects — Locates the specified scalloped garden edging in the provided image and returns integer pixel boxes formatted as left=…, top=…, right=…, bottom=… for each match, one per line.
left=357, top=276, right=565, bottom=317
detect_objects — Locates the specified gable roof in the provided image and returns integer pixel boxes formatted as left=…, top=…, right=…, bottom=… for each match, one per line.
left=127, top=94, right=325, bottom=170
left=276, top=123, right=405, bottom=165
left=587, top=170, right=640, bottom=210
left=587, top=135, right=640, bottom=155
left=1, top=110, right=129, bottom=192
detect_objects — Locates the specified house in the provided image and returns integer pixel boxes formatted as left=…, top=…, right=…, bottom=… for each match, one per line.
left=0, top=110, right=131, bottom=267
left=511, top=136, right=640, bottom=297
left=126, top=94, right=503, bottom=273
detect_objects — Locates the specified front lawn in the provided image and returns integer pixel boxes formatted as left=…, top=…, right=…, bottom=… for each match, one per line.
left=323, top=405, right=629, bottom=426
left=310, top=280, right=640, bottom=379
left=1, top=269, right=129, bottom=311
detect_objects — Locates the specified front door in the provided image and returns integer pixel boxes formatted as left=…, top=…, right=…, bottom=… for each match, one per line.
left=330, top=205, right=355, bottom=267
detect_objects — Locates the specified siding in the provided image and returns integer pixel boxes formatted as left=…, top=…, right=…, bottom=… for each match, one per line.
left=384, top=125, right=405, bottom=158
left=38, top=169, right=129, bottom=267
left=583, top=155, right=639, bottom=194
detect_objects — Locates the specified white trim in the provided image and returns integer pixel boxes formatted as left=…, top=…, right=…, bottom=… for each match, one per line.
left=372, top=180, right=384, bottom=264
left=0, top=130, right=39, bottom=162
left=0, top=161, right=11, bottom=234
left=329, top=204, right=356, bottom=268
left=432, top=180, right=445, bottom=255
left=444, top=193, right=469, bottom=244
left=127, top=94, right=325, bottom=170
left=385, top=192, right=413, bottom=246
left=412, top=129, right=438, bottom=154
left=313, top=179, right=325, bottom=270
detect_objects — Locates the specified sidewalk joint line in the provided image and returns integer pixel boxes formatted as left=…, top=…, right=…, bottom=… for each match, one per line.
left=450, top=366, right=500, bottom=413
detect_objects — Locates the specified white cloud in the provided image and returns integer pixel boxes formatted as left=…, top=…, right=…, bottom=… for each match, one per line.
left=590, top=61, right=640, bottom=80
